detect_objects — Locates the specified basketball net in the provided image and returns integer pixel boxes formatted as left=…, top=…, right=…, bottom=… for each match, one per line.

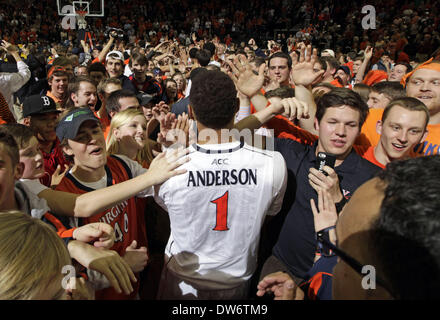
left=76, top=10, right=88, bottom=29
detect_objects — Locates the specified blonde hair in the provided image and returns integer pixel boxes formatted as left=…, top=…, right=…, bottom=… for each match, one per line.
left=106, top=108, right=154, bottom=166
left=0, top=211, right=71, bottom=300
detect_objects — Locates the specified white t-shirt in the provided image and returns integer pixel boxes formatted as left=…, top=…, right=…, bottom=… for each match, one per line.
left=155, top=141, right=287, bottom=289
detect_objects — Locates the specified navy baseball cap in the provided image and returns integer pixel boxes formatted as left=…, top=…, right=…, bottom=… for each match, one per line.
left=56, top=107, right=100, bottom=141
left=23, top=95, right=60, bottom=118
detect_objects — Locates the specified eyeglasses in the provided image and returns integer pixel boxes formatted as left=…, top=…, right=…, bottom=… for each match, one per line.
left=316, top=229, right=395, bottom=297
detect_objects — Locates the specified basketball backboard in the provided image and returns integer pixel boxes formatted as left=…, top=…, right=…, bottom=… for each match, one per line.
left=56, top=0, right=104, bottom=17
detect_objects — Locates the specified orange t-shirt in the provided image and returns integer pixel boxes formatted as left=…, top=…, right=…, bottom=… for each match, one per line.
left=355, top=145, right=385, bottom=169
left=357, top=108, right=383, bottom=147
left=359, top=108, right=440, bottom=156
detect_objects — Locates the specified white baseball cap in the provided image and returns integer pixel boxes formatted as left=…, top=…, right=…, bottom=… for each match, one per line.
left=106, top=50, right=124, bottom=61
left=321, top=49, right=335, bottom=57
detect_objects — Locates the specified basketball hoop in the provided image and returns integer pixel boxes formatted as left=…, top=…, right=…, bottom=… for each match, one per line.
left=76, top=10, right=88, bottom=29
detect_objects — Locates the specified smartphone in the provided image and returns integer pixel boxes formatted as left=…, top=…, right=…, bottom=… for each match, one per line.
left=315, top=152, right=336, bottom=176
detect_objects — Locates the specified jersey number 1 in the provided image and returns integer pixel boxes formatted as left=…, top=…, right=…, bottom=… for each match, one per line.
left=211, top=191, right=229, bottom=231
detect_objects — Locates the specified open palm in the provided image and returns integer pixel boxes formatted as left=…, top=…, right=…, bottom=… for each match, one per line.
left=228, top=56, right=266, bottom=97
left=290, top=45, right=324, bottom=87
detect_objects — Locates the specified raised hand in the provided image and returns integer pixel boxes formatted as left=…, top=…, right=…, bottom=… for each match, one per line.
left=310, top=189, right=338, bottom=232
left=364, top=45, right=373, bottom=61
left=290, top=44, right=325, bottom=87
left=269, top=97, right=310, bottom=121
left=146, top=147, right=190, bottom=185
left=227, top=55, right=266, bottom=98
left=156, top=111, right=176, bottom=147
left=156, top=101, right=170, bottom=114
left=50, top=164, right=69, bottom=188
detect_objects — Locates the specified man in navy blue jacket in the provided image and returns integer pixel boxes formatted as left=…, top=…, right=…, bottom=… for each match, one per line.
left=259, top=88, right=381, bottom=285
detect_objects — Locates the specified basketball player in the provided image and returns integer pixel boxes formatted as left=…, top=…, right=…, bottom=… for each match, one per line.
left=155, top=70, right=288, bottom=300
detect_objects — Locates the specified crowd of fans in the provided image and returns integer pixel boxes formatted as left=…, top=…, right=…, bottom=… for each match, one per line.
left=0, top=0, right=439, bottom=301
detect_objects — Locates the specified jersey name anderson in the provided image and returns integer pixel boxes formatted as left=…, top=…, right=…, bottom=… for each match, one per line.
left=187, top=168, right=257, bottom=187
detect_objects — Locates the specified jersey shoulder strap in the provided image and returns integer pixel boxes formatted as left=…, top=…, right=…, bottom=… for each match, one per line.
left=109, top=154, right=133, bottom=179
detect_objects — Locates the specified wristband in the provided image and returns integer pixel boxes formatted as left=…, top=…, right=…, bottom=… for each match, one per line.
left=316, top=226, right=336, bottom=256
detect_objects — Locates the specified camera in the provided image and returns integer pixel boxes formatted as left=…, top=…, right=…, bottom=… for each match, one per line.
left=104, top=27, right=124, bottom=39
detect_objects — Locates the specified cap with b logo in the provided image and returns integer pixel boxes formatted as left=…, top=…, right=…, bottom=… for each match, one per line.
left=22, top=95, right=60, bottom=118
left=56, top=107, right=100, bottom=142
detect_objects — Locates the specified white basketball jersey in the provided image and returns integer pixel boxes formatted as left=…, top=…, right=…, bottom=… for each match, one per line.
left=155, top=140, right=287, bottom=289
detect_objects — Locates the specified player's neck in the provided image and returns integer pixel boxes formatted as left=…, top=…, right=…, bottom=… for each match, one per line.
left=196, top=121, right=236, bottom=145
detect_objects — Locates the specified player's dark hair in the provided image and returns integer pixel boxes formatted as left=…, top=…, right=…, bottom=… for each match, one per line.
left=203, top=42, right=216, bottom=58
left=372, top=155, right=440, bottom=299
left=195, top=49, right=211, bottom=67
left=316, top=87, right=369, bottom=127
left=190, top=70, right=238, bottom=129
